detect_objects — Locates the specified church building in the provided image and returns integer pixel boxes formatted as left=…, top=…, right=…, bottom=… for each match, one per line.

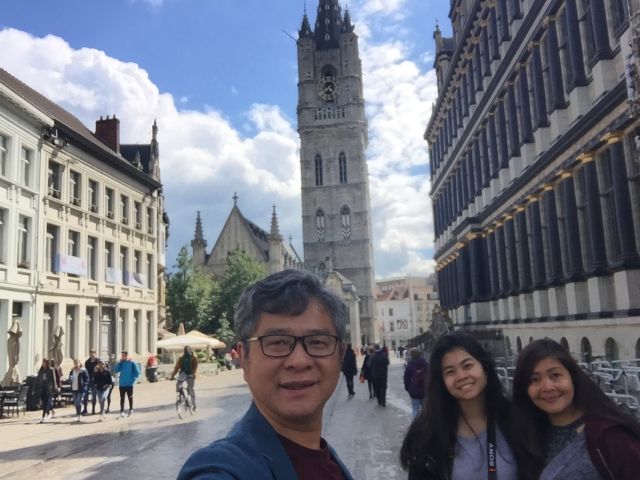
left=191, top=195, right=302, bottom=277
left=297, top=0, right=379, bottom=345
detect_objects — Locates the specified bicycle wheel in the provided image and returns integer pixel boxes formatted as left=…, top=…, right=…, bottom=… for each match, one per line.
left=184, top=395, right=194, bottom=417
left=176, top=392, right=186, bottom=419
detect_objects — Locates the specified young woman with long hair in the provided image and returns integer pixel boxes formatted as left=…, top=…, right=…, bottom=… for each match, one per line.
left=35, top=359, right=58, bottom=423
left=511, top=338, right=640, bottom=480
left=400, top=332, right=518, bottom=479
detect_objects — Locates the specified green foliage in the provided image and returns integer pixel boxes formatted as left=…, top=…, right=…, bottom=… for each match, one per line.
left=212, top=249, right=265, bottom=342
left=166, top=246, right=217, bottom=333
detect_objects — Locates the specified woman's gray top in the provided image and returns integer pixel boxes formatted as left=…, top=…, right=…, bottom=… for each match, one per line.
left=452, top=427, right=518, bottom=480
left=540, top=430, right=604, bottom=480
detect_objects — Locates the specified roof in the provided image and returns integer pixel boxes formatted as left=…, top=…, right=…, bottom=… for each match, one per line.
left=0, top=67, right=161, bottom=189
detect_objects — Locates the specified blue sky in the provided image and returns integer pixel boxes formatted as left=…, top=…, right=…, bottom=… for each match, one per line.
left=0, top=0, right=451, bottom=278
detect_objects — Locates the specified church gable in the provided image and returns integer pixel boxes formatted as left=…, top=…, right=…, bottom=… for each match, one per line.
left=207, top=208, right=268, bottom=267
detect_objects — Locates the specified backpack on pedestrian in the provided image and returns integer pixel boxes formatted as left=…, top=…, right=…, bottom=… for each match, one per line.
left=406, top=361, right=427, bottom=399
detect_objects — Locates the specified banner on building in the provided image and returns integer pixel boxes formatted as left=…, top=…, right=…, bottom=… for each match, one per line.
left=56, top=254, right=87, bottom=276
left=125, top=271, right=146, bottom=288
left=105, top=267, right=121, bottom=284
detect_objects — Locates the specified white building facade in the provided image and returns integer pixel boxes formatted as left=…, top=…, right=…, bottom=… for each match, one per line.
left=0, top=67, right=166, bottom=378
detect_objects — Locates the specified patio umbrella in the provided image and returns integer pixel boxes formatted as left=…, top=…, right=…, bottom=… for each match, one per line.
left=1, top=318, right=22, bottom=387
left=158, top=328, right=176, bottom=340
left=156, top=334, right=226, bottom=350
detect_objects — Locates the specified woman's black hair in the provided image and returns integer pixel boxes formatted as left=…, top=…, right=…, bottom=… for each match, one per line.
left=399, top=332, right=512, bottom=476
left=511, top=338, right=640, bottom=480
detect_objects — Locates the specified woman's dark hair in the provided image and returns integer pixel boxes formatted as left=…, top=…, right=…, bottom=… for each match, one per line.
left=400, top=332, right=511, bottom=476
left=40, top=359, right=50, bottom=370
left=511, top=338, right=640, bottom=480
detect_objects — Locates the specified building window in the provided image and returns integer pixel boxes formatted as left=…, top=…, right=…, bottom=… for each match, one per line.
left=86, top=306, right=97, bottom=352
left=597, top=149, right=621, bottom=261
left=389, top=307, right=394, bottom=316
left=20, top=146, right=32, bottom=187
left=105, top=188, right=115, bottom=219
left=340, top=205, right=351, bottom=240
left=69, top=170, right=81, bottom=206
left=608, top=0, right=629, bottom=40
left=134, top=250, right=141, bottom=275
left=48, top=161, right=62, bottom=198
left=67, top=230, right=80, bottom=257
left=66, top=306, right=76, bottom=359
left=625, top=131, right=640, bottom=251
left=88, top=180, right=99, bottom=213
left=120, top=195, right=129, bottom=225
left=315, top=154, right=323, bottom=186
left=120, top=246, right=129, bottom=284
left=146, top=207, right=154, bottom=234
left=134, top=201, right=142, bottom=229
left=105, top=241, right=114, bottom=268
left=0, top=134, right=8, bottom=177
left=579, top=0, right=596, bottom=62
left=0, top=209, right=5, bottom=264
left=574, top=167, right=594, bottom=271
left=134, top=310, right=141, bottom=354
left=339, top=152, right=348, bottom=184
left=147, top=254, right=154, bottom=289
left=87, top=236, right=98, bottom=280
left=46, top=224, right=59, bottom=272
left=17, top=216, right=31, bottom=268
left=316, top=209, right=326, bottom=241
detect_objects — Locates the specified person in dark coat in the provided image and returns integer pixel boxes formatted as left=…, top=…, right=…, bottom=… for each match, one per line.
left=370, top=344, right=390, bottom=407
left=403, top=348, right=428, bottom=418
left=341, top=343, right=358, bottom=399
left=36, top=359, right=58, bottom=423
left=360, top=345, right=375, bottom=399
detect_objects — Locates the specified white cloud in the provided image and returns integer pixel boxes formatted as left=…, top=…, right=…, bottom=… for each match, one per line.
left=0, top=6, right=439, bottom=278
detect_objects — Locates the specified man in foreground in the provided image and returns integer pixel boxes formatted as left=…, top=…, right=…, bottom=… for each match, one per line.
left=178, top=269, right=354, bottom=480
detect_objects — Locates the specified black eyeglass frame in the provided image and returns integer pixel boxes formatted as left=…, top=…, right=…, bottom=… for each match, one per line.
left=245, top=334, right=340, bottom=358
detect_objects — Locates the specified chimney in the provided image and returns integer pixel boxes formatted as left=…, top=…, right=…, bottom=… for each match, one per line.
left=95, top=115, right=120, bottom=153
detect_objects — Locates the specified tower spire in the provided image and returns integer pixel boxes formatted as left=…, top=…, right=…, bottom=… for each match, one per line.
left=314, top=0, right=343, bottom=50
left=191, top=211, right=207, bottom=249
left=270, top=205, right=282, bottom=240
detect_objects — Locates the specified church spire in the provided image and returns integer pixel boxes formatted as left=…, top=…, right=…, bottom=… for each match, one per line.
left=192, top=211, right=207, bottom=249
left=342, top=7, right=354, bottom=33
left=314, top=0, right=343, bottom=50
left=299, top=11, right=313, bottom=38
left=149, top=119, right=160, bottom=180
left=270, top=205, right=282, bottom=241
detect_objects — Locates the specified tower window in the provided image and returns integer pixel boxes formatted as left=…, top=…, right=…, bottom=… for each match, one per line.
left=316, top=209, right=326, bottom=242
left=339, top=152, right=348, bottom=184
left=340, top=206, right=351, bottom=240
left=315, top=154, right=324, bottom=186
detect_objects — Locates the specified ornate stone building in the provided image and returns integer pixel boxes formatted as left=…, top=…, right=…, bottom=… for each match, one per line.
left=297, top=0, right=378, bottom=344
left=191, top=197, right=302, bottom=277
left=428, top=0, right=640, bottom=360
left=0, top=67, right=167, bottom=377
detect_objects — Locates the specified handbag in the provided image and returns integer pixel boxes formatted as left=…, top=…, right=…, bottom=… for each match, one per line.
left=359, top=373, right=365, bottom=384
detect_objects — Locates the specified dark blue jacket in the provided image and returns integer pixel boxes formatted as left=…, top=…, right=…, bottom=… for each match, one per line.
left=177, top=402, right=354, bottom=480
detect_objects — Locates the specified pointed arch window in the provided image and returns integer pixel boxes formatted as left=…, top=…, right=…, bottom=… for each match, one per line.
left=340, top=205, right=351, bottom=240
left=315, top=154, right=324, bottom=186
left=316, top=209, right=326, bottom=241
left=339, top=152, right=348, bottom=184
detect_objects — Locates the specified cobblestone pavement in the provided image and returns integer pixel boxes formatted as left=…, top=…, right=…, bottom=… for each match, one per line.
left=0, top=357, right=413, bottom=479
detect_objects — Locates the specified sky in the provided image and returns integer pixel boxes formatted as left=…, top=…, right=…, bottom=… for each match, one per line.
left=0, top=0, right=451, bottom=279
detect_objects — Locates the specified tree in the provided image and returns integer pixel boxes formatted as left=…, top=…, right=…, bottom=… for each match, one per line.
left=211, top=249, right=265, bottom=343
left=166, top=246, right=217, bottom=332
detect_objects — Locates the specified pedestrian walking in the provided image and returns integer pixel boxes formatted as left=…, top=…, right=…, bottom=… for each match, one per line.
left=48, top=358, right=63, bottom=418
left=341, top=343, right=357, bottom=399
left=35, top=359, right=58, bottom=423
left=178, top=269, right=354, bottom=480
left=83, top=349, right=100, bottom=415
left=68, top=359, right=89, bottom=423
left=171, top=345, right=198, bottom=411
left=112, top=351, right=140, bottom=417
left=360, top=345, right=375, bottom=399
left=92, top=360, right=113, bottom=421
left=370, top=344, right=389, bottom=407
left=511, top=338, right=640, bottom=480
left=400, top=332, right=518, bottom=480
left=403, top=348, right=427, bottom=418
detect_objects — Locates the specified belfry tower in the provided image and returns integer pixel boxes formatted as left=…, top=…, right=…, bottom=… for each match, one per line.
left=297, top=0, right=377, bottom=344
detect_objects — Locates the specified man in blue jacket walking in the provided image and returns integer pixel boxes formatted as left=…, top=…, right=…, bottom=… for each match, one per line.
left=178, top=269, right=354, bottom=480
left=113, top=351, right=140, bottom=417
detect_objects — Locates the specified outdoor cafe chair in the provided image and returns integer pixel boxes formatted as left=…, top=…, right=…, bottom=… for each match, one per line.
left=3, top=384, right=29, bottom=417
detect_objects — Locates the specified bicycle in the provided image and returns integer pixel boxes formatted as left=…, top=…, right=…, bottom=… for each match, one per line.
left=175, top=375, right=194, bottom=419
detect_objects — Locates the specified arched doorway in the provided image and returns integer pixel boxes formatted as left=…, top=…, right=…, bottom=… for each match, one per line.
left=560, top=337, right=569, bottom=351
left=516, top=337, right=523, bottom=354
left=605, top=338, right=619, bottom=361
left=581, top=337, right=592, bottom=363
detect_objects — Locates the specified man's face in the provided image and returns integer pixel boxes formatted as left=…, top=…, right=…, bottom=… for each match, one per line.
left=90, top=351, right=96, bottom=359
left=120, top=353, right=127, bottom=361
left=239, top=299, right=343, bottom=432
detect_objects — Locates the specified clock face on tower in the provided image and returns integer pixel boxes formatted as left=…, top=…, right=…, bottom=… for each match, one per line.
left=318, top=76, right=339, bottom=101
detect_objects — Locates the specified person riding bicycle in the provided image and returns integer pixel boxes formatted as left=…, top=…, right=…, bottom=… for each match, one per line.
left=170, top=346, right=198, bottom=411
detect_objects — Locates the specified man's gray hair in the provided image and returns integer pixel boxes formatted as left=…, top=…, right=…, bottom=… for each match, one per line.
left=234, top=269, right=348, bottom=342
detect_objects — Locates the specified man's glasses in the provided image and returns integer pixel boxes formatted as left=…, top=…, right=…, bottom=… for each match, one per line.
left=246, top=334, right=339, bottom=358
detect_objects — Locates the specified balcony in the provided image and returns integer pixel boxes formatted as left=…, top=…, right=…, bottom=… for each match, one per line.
left=47, top=187, right=61, bottom=199
left=89, top=204, right=98, bottom=213
left=70, top=197, right=80, bottom=207
left=121, top=217, right=129, bottom=225
left=106, top=211, right=114, bottom=219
